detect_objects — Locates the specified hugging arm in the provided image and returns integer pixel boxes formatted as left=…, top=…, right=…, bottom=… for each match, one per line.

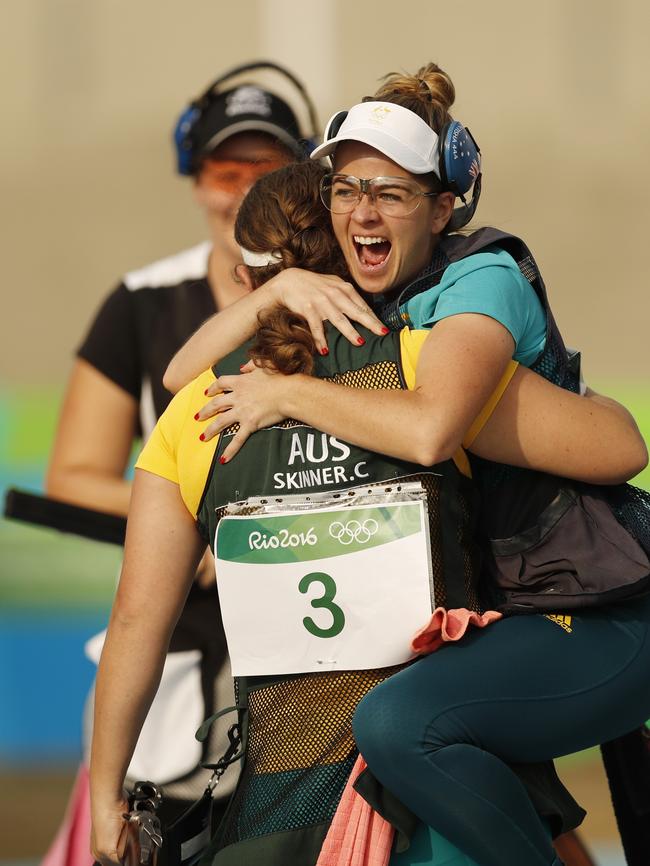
left=90, top=469, right=205, bottom=866
left=200, top=316, right=647, bottom=484
left=163, top=269, right=385, bottom=394
left=467, top=373, right=647, bottom=481
left=204, top=314, right=514, bottom=465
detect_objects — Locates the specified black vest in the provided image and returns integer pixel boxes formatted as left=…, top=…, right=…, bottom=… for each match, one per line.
left=378, top=228, right=650, bottom=612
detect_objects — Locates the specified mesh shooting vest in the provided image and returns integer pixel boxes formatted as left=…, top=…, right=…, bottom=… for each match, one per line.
left=195, top=326, right=480, bottom=864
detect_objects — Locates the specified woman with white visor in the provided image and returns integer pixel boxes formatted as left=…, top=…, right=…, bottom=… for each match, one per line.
left=164, top=63, right=650, bottom=866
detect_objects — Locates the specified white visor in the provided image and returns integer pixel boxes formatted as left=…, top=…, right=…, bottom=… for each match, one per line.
left=240, top=247, right=283, bottom=267
left=310, top=101, right=441, bottom=177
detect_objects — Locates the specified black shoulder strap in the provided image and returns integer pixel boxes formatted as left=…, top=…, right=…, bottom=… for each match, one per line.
left=441, top=228, right=558, bottom=316
left=378, top=227, right=557, bottom=346
left=445, top=229, right=575, bottom=381
left=440, top=227, right=516, bottom=262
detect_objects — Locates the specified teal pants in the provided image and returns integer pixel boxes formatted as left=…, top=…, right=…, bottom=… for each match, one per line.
left=355, top=596, right=650, bottom=866
left=389, top=823, right=480, bottom=865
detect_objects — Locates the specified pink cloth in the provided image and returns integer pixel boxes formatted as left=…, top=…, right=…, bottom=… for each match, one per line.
left=316, top=755, right=394, bottom=866
left=317, top=607, right=502, bottom=865
left=41, top=763, right=94, bottom=866
left=410, top=606, right=502, bottom=655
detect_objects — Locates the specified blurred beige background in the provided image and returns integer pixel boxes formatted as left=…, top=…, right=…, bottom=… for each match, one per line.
left=0, top=4, right=647, bottom=863
left=1, top=0, right=649, bottom=388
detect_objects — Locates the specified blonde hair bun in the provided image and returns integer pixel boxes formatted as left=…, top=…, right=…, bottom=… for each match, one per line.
left=370, top=62, right=455, bottom=132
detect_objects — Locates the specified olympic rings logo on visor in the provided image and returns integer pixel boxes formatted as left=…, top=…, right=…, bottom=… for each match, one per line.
left=329, top=518, right=379, bottom=546
left=199, top=158, right=289, bottom=194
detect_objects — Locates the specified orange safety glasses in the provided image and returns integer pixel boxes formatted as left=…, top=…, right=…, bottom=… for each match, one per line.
left=199, top=158, right=290, bottom=193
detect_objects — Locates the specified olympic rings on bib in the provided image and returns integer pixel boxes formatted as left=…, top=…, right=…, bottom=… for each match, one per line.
left=329, top=518, right=379, bottom=545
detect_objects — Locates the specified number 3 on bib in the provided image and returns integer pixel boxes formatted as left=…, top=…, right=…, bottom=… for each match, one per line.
left=299, top=572, right=346, bottom=639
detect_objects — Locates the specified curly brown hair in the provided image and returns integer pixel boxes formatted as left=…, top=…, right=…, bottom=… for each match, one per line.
left=234, top=161, right=348, bottom=375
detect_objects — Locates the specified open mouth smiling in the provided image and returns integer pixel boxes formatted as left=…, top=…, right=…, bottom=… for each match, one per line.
left=353, top=235, right=392, bottom=270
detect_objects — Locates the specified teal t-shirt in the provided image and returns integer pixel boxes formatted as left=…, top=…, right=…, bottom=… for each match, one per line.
left=400, top=247, right=547, bottom=366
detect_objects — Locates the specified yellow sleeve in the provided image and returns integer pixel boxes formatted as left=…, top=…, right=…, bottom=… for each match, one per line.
left=399, top=327, right=519, bottom=476
left=399, top=328, right=429, bottom=390
left=135, top=368, right=219, bottom=517
left=135, top=392, right=190, bottom=485
left=461, top=360, right=519, bottom=449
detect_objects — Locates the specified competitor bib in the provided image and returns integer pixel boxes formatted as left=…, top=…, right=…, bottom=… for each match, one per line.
left=215, top=495, right=434, bottom=676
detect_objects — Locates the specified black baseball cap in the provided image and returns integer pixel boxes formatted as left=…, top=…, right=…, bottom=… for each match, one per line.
left=193, top=85, right=304, bottom=160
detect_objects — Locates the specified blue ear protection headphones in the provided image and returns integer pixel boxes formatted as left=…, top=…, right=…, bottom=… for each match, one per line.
left=322, top=110, right=482, bottom=231
left=174, top=61, right=319, bottom=176
left=437, top=121, right=482, bottom=231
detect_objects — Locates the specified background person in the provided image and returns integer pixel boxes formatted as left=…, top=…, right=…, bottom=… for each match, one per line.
left=42, top=62, right=317, bottom=866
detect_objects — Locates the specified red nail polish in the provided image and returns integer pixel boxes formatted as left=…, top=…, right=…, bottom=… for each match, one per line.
left=320, top=347, right=329, bottom=356
left=194, top=413, right=199, bottom=421
left=381, top=326, right=390, bottom=335
left=204, top=389, right=209, bottom=396
left=219, top=456, right=227, bottom=465
left=357, top=337, right=366, bottom=346
left=239, top=365, right=246, bottom=371
left=199, top=433, right=206, bottom=441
